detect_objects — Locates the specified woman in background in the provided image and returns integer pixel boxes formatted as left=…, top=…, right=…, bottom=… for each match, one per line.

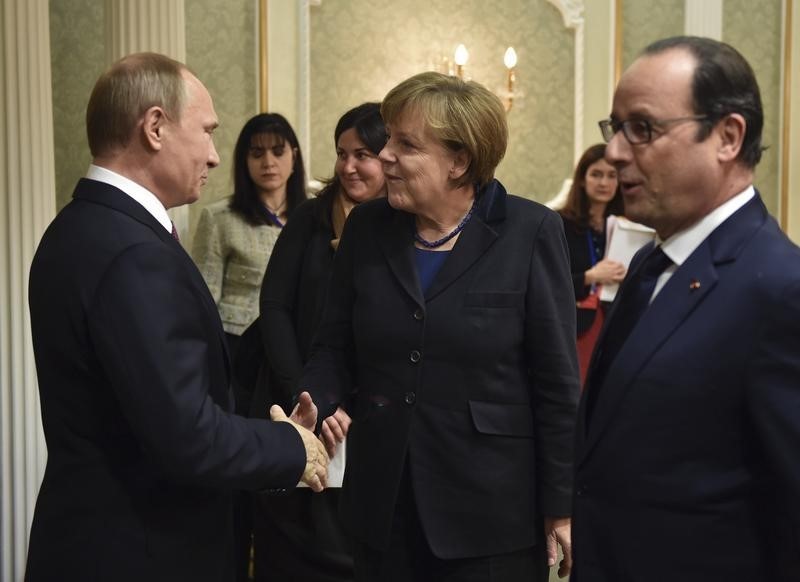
left=558, top=143, right=625, bottom=386
left=192, top=112, right=306, bottom=355
left=191, top=112, right=306, bottom=582
left=254, top=102, right=388, bottom=582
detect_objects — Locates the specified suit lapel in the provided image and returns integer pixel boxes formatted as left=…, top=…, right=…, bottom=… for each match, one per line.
left=426, top=180, right=506, bottom=301
left=378, top=209, right=425, bottom=307
left=578, top=194, right=770, bottom=462
left=425, top=216, right=498, bottom=301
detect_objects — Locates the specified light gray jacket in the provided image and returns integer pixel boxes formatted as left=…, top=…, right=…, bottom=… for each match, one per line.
left=192, top=197, right=281, bottom=335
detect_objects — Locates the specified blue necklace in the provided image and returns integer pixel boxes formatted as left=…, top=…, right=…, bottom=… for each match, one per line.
left=414, top=199, right=477, bottom=249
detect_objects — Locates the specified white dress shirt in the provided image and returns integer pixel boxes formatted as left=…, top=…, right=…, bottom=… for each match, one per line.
left=651, top=185, right=755, bottom=301
left=86, top=164, right=172, bottom=233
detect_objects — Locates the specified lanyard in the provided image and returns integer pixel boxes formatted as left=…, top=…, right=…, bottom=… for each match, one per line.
left=586, top=229, right=599, bottom=266
left=586, top=229, right=599, bottom=294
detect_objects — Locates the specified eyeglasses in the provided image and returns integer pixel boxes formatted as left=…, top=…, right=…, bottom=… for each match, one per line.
left=598, top=115, right=709, bottom=145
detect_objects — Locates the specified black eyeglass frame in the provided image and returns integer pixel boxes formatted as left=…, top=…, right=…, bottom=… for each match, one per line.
left=598, top=114, right=709, bottom=145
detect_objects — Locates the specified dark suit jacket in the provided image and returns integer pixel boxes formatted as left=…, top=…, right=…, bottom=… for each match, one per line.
left=26, top=179, right=306, bottom=582
left=573, top=194, right=800, bottom=582
left=302, top=180, right=580, bottom=559
left=258, top=196, right=336, bottom=412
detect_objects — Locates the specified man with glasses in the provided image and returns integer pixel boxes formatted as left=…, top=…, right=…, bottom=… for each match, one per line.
left=572, top=36, right=800, bottom=581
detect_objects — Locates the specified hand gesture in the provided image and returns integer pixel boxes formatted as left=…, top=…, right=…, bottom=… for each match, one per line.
left=289, top=391, right=318, bottom=431
left=585, top=259, right=626, bottom=286
left=270, top=403, right=329, bottom=492
left=544, top=516, right=572, bottom=578
left=320, top=407, right=352, bottom=458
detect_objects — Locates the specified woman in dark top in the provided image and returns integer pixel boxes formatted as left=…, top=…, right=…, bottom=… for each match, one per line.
left=558, top=143, right=625, bottom=385
left=254, top=102, right=388, bottom=582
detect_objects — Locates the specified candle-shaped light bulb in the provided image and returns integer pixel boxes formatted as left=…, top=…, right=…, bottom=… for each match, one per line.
left=504, top=47, right=517, bottom=69
left=503, top=47, right=517, bottom=112
left=454, top=44, right=469, bottom=66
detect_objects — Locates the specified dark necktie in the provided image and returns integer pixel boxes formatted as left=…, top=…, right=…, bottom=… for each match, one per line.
left=170, top=222, right=180, bottom=243
left=586, top=245, right=672, bottom=419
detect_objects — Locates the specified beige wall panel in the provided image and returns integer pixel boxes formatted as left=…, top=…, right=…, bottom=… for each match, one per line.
left=724, top=0, right=783, bottom=217
left=621, top=0, right=684, bottom=69
left=309, top=0, right=575, bottom=202
left=49, top=0, right=104, bottom=210
left=186, top=0, right=256, bottom=242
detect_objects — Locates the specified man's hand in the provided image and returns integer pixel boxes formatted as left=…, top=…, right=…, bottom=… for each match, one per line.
left=270, top=404, right=329, bottom=492
left=544, top=516, right=572, bottom=578
left=320, top=407, right=351, bottom=458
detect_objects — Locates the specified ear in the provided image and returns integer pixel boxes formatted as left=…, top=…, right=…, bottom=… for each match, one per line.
left=716, top=113, right=746, bottom=163
left=449, top=148, right=471, bottom=181
left=142, top=106, right=167, bottom=152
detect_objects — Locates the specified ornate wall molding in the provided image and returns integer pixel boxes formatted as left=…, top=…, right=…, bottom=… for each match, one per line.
left=105, top=0, right=190, bottom=242
left=546, top=0, right=586, bottom=162
left=684, top=0, right=722, bottom=40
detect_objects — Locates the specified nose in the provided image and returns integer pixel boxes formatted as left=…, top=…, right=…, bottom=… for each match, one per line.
left=342, top=155, right=357, bottom=174
left=263, top=151, right=277, bottom=167
left=604, top=129, right=628, bottom=167
left=208, top=140, right=220, bottom=168
left=378, top=143, right=395, bottom=165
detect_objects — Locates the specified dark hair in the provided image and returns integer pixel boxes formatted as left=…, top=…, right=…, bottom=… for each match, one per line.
left=643, top=36, right=764, bottom=167
left=314, top=103, right=387, bottom=227
left=559, top=143, right=624, bottom=229
left=229, top=113, right=307, bottom=225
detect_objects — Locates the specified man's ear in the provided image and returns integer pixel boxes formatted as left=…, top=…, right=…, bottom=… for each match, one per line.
left=449, top=148, right=471, bottom=181
left=142, top=106, right=167, bottom=151
left=716, top=113, right=746, bottom=163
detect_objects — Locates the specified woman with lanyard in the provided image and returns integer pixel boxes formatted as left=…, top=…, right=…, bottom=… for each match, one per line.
left=558, top=143, right=625, bottom=387
left=192, top=112, right=306, bottom=356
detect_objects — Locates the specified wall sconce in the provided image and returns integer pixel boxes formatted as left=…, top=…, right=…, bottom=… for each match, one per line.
left=435, top=44, right=521, bottom=113
left=500, top=47, right=518, bottom=112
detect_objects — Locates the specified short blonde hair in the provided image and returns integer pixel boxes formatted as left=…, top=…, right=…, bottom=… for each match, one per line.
left=86, top=52, right=188, bottom=157
left=381, top=71, right=508, bottom=187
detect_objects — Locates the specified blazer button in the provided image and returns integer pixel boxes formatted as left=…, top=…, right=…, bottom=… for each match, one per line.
left=409, top=350, right=421, bottom=363
left=404, top=391, right=416, bottom=405
left=413, top=308, right=424, bottom=321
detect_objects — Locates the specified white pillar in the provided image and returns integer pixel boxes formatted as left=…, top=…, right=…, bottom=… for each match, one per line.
left=104, top=0, right=191, bottom=241
left=0, top=0, right=55, bottom=580
left=785, top=0, right=799, bottom=242
left=684, top=0, right=723, bottom=39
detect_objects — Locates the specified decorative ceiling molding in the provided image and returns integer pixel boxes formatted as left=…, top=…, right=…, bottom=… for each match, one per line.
left=545, top=0, right=585, bottom=30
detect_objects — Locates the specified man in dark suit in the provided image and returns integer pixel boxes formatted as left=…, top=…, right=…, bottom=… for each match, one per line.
left=573, top=36, right=800, bottom=582
left=26, top=52, right=327, bottom=582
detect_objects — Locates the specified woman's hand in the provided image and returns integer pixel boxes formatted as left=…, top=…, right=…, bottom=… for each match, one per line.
left=320, top=407, right=352, bottom=458
left=585, top=259, right=626, bottom=285
left=544, top=516, right=572, bottom=578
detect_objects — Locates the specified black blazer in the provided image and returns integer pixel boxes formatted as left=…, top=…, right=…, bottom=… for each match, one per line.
left=573, top=194, right=800, bottom=581
left=26, top=179, right=306, bottom=582
left=302, top=180, right=580, bottom=559
left=258, top=196, right=336, bottom=412
left=560, top=215, right=602, bottom=334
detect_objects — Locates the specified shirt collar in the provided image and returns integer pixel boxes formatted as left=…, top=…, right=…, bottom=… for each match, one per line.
left=86, top=164, right=173, bottom=233
left=659, top=185, right=755, bottom=266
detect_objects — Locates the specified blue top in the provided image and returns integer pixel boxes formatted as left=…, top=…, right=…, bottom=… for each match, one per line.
left=414, top=247, right=450, bottom=295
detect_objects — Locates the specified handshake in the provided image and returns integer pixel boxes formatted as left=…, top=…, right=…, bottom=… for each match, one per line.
left=269, top=391, right=350, bottom=493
